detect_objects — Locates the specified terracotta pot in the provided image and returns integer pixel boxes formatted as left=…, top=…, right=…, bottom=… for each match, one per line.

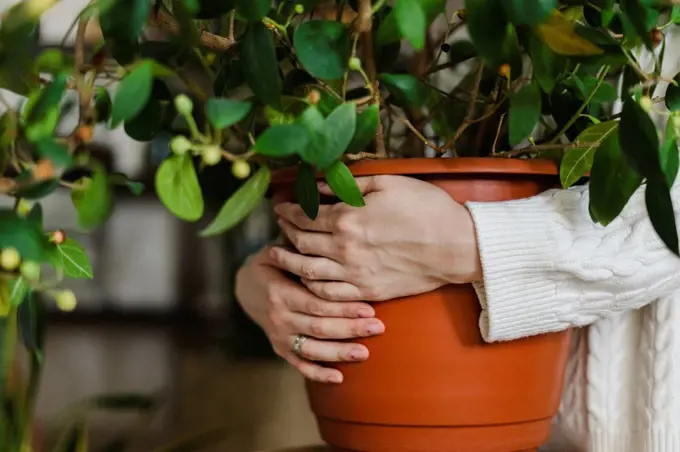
left=271, top=158, right=572, bottom=452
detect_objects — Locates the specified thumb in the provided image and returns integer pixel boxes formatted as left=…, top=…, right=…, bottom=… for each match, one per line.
left=318, top=176, right=382, bottom=196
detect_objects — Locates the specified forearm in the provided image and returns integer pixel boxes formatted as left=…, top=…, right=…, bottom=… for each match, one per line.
left=466, top=182, right=680, bottom=342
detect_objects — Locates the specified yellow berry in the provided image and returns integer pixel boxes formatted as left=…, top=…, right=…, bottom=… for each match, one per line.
left=499, top=63, right=511, bottom=79
left=232, top=160, right=251, bottom=179
left=16, top=199, right=32, bottom=217
left=202, top=146, right=222, bottom=166
left=294, top=3, right=304, bottom=14
left=174, top=94, right=194, bottom=116
left=0, top=248, right=21, bottom=271
left=20, top=261, right=41, bottom=281
left=55, top=290, right=77, bottom=312
left=348, top=57, right=362, bottom=71
left=640, top=95, right=653, bottom=112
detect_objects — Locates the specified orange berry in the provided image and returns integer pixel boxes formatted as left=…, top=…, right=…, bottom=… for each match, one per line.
left=50, top=229, right=66, bottom=245
left=499, top=63, right=511, bottom=79
left=308, top=90, right=321, bottom=105
left=0, top=178, right=16, bottom=193
left=651, top=28, right=663, bottom=48
left=32, top=160, right=55, bottom=181
left=75, top=124, right=93, bottom=143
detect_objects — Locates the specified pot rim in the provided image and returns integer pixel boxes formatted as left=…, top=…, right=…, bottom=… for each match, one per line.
left=270, top=157, right=558, bottom=184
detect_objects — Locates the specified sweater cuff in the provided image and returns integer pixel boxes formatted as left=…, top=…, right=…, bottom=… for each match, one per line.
left=466, top=196, right=573, bottom=342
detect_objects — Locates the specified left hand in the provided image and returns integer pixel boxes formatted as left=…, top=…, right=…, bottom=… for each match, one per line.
left=272, top=175, right=483, bottom=302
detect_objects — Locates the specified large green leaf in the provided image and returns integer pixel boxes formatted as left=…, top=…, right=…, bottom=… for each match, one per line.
left=620, top=0, right=655, bottom=49
left=235, top=0, right=269, bottom=20
left=661, top=119, right=679, bottom=187
left=0, top=210, right=49, bottom=262
left=529, top=36, right=562, bottom=94
left=295, top=162, right=320, bottom=220
left=24, top=72, right=67, bottom=127
left=200, top=166, right=271, bottom=237
left=99, top=0, right=147, bottom=65
left=504, top=0, right=556, bottom=25
left=241, top=23, right=282, bottom=107
left=376, top=0, right=446, bottom=45
left=448, top=41, right=478, bottom=66
left=205, top=98, right=252, bottom=130
left=323, top=161, right=365, bottom=207
left=49, top=238, right=94, bottom=279
left=155, top=155, right=204, bottom=222
left=71, top=166, right=112, bottom=229
left=665, top=74, right=680, bottom=112
left=18, top=293, right=46, bottom=358
left=466, top=0, right=510, bottom=69
left=560, top=120, right=618, bottom=188
left=123, top=99, right=162, bottom=141
left=536, top=11, right=603, bottom=56
left=295, top=106, right=329, bottom=164
left=294, top=21, right=351, bottom=80
left=379, top=73, right=430, bottom=108
left=673, top=6, right=680, bottom=24
left=619, top=97, right=663, bottom=181
left=589, top=133, right=642, bottom=226
left=646, top=180, right=679, bottom=255
left=110, top=62, right=153, bottom=127
left=348, top=105, right=379, bottom=153
left=253, top=124, right=310, bottom=157
left=9, top=277, right=29, bottom=307
left=395, top=0, right=427, bottom=50
left=316, top=103, right=356, bottom=170
left=509, top=81, right=541, bottom=146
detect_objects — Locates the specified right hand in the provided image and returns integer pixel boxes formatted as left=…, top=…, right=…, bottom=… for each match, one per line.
left=235, top=246, right=386, bottom=384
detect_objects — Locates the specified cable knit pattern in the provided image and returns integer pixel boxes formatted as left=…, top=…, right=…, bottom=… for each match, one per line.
left=466, top=181, right=680, bottom=451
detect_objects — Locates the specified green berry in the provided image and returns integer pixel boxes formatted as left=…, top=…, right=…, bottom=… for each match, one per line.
left=170, top=136, right=193, bottom=156
left=348, top=57, right=362, bottom=71
left=16, top=199, right=32, bottom=217
left=640, top=95, right=653, bottom=112
left=0, top=248, right=21, bottom=271
left=174, top=94, right=194, bottom=116
left=20, top=261, right=41, bottom=281
left=55, top=290, right=77, bottom=312
left=202, top=146, right=222, bottom=166
left=232, top=160, right=252, bottom=179
left=294, top=3, right=304, bottom=14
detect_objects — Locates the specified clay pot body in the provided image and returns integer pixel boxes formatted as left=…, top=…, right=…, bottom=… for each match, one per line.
left=271, top=158, right=572, bottom=452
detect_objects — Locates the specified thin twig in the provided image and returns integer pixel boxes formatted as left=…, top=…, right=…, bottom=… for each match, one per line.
left=495, top=142, right=597, bottom=158
left=492, top=113, right=505, bottom=154
left=344, top=151, right=383, bottom=161
left=442, top=62, right=484, bottom=154
left=395, top=114, right=443, bottom=153
left=152, top=8, right=236, bottom=52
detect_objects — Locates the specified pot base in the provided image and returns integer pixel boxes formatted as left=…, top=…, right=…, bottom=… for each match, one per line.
left=318, top=416, right=551, bottom=452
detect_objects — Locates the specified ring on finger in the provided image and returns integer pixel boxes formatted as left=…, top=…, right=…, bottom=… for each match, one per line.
left=292, top=334, right=308, bottom=358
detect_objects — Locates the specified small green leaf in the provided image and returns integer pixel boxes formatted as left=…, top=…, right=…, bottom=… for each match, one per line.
left=509, top=81, right=541, bottom=146
left=661, top=119, right=679, bottom=187
left=317, top=103, right=357, bottom=170
left=665, top=75, right=680, bottom=112
left=323, top=161, right=365, bottom=207
left=72, top=167, right=112, bottom=229
left=646, top=180, right=679, bottom=255
left=296, top=106, right=329, bottom=164
left=9, top=277, right=29, bottom=306
left=560, top=120, right=618, bottom=188
left=50, top=238, right=93, bottom=279
left=348, top=105, right=379, bottom=153
left=466, top=0, right=510, bottom=68
left=24, top=72, right=67, bottom=126
left=36, top=139, right=72, bottom=168
left=589, top=133, right=642, bottom=226
left=294, top=21, right=352, bottom=80
left=529, top=36, right=561, bottom=94
left=18, top=294, right=46, bottom=358
left=448, top=41, right=477, bottom=66
left=205, top=98, right=252, bottom=130
left=110, top=62, right=153, bottom=127
left=295, top=162, right=320, bottom=220
left=376, top=0, right=446, bottom=45
left=110, top=173, right=145, bottom=196
left=379, top=73, right=430, bottom=108
left=395, top=0, right=427, bottom=50
left=536, top=11, right=603, bottom=56
left=253, top=124, right=310, bottom=157
left=155, top=154, right=204, bottom=222
left=504, top=0, right=556, bottom=25
left=200, top=166, right=271, bottom=237
left=673, top=6, right=680, bottom=24
left=242, top=23, right=282, bottom=107
left=124, top=99, right=162, bottom=141
left=0, top=209, right=50, bottom=262
left=94, top=87, right=112, bottom=123
left=98, top=0, right=149, bottom=41
left=235, top=0, right=269, bottom=20
left=620, top=97, right=663, bottom=181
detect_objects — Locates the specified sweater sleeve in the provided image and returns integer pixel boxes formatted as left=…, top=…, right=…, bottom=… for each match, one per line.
left=465, top=182, right=680, bottom=343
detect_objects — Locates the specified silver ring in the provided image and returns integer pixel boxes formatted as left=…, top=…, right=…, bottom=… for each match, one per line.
left=292, top=334, right=308, bottom=358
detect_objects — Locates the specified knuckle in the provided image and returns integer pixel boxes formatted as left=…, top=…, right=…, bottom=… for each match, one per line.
left=305, top=299, right=322, bottom=316
left=348, top=320, right=362, bottom=337
left=310, top=319, right=326, bottom=337
left=267, top=309, right=285, bottom=330
left=301, top=264, right=316, bottom=280
left=335, top=214, right=358, bottom=235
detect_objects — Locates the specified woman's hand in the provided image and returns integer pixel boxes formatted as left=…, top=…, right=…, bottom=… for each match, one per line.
left=235, top=246, right=386, bottom=384
left=272, top=175, right=482, bottom=302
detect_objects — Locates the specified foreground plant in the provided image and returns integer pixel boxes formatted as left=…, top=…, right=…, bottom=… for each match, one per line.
left=0, top=0, right=679, bottom=450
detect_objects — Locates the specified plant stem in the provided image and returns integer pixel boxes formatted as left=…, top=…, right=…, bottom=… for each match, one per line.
left=495, top=141, right=597, bottom=158
left=152, top=8, right=236, bottom=52
left=442, top=62, right=484, bottom=154
left=371, top=0, right=388, bottom=13
left=394, top=112, right=443, bottom=153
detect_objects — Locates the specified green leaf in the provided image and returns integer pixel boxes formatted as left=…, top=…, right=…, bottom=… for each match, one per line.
left=323, top=161, right=365, bottom=207
left=36, top=139, right=72, bottom=168
left=94, top=87, right=112, bottom=123
left=620, top=0, right=655, bottom=49
left=18, top=294, right=46, bottom=358
left=15, top=177, right=60, bottom=200
left=379, top=73, right=430, bottom=108
left=124, top=99, right=162, bottom=141
left=99, top=0, right=148, bottom=41
left=242, top=23, right=282, bottom=107
left=155, top=155, right=204, bottom=222
left=205, top=98, right=252, bottom=130
left=200, top=166, right=271, bottom=237
left=665, top=75, right=680, bottom=112
left=589, top=133, right=642, bottom=226
left=509, top=81, right=541, bottom=146
left=195, top=0, right=236, bottom=18
left=295, top=162, right=320, bottom=220
left=254, top=124, right=310, bottom=157
left=316, top=103, right=356, bottom=170
left=646, top=180, right=679, bottom=255
left=0, top=281, right=8, bottom=317
left=529, top=36, right=561, bottom=94
left=24, top=72, right=67, bottom=126
left=0, top=210, right=49, bottom=262
left=376, top=0, right=446, bottom=45
left=395, top=0, right=427, bottom=50
left=9, top=277, right=29, bottom=306
left=536, top=11, right=603, bottom=56
left=110, top=62, right=153, bottom=127
left=50, top=238, right=94, bottom=279
left=673, top=6, right=680, bottom=24
left=296, top=106, right=329, bottom=164
left=348, top=105, right=379, bottom=153
left=235, top=0, right=269, bottom=20
left=620, top=97, right=663, bottom=181
left=504, top=0, right=556, bottom=25
left=110, top=172, right=144, bottom=195
left=448, top=41, right=477, bottom=66
left=560, top=120, right=618, bottom=188
left=661, top=119, right=679, bottom=187
left=466, top=0, right=510, bottom=69
left=72, top=167, right=112, bottom=229
left=294, top=21, right=351, bottom=80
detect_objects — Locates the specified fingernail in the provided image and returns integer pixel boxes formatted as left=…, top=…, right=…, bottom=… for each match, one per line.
left=358, top=307, right=375, bottom=318
left=365, top=320, right=385, bottom=335
left=328, top=373, right=343, bottom=384
left=349, top=347, right=369, bottom=361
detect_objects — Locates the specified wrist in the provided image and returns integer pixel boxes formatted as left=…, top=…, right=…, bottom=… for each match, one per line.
left=441, top=205, right=483, bottom=284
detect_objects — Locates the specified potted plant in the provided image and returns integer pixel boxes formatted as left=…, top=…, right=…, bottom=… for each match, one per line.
left=1, top=0, right=679, bottom=450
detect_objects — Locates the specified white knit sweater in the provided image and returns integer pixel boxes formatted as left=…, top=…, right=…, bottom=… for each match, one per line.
left=466, top=181, right=680, bottom=452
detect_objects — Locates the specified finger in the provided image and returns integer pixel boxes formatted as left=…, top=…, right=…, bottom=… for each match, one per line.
left=285, top=354, right=344, bottom=384
left=283, top=288, right=374, bottom=318
left=275, top=203, right=337, bottom=232
left=293, top=336, right=370, bottom=363
left=270, top=246, right=347, bottom=281
left=318, top=176, right=382, bottom=196
left=278, top=218, right=337, bottom=258
left=289, top=313, right=385, bottom=339
left=303, top=279, right=364, bottom=302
